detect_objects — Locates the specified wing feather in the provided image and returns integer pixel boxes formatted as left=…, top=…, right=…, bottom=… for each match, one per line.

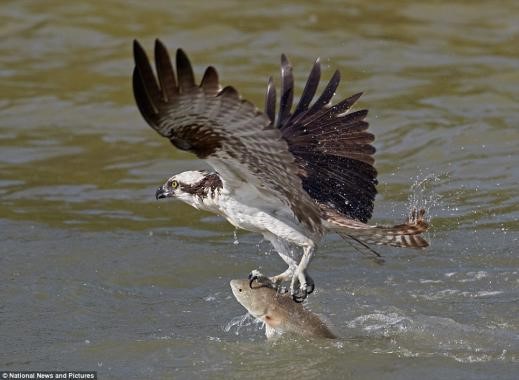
left=293, top=58, right=321, bottom=117
left=132, top=68, right=157, bottom=127
left=154, top=39, right=177, bottom=100
left=200, top=66, right=219, bottom=95
left=133, top=40, right=161, bottom=113
left=309, top=70, right=340, bottom=112
left=133, top=39, right=322, bottom=234
left=264, top=77, right=276, bottom=123
left=277, top=54, right=294, bottom=127
left=270, top=57, right=377, bottom=222
left=176, top=49, right=196, bottom=91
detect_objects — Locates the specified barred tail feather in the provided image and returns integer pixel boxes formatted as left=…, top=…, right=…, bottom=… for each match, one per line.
left=326, top=208, right=429, bottom=249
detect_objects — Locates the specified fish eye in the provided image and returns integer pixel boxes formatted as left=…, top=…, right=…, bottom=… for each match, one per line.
left=238, top=288, right=242, bottom=292
left=170, top=180, right=179, bottom=189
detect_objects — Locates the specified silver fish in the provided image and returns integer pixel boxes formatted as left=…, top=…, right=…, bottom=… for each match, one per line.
left=230, top=277, right=336, bottom=339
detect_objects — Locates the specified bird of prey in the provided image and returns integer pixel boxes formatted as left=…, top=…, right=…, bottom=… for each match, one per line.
left=132, top=39, right=429, bottom=302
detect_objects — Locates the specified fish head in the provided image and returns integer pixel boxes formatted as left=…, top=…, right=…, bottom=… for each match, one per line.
left=230, top=278, right=283, bottom=328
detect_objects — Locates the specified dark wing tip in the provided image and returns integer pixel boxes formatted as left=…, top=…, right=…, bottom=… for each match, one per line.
left=176, top=48, right=196, bottom=90
left=219, top=85, right=239, bottom=99
left=281, top=53, right=289, bottom=66
left=133, top=39, right=142, bottom=53
left=200, top=66, right=220, bottom=95
left=293, top=57, right=321, bottom=117
left=154, top=38, right=178, bottom=100
left=332, top=69, right=341, bottom=84
left=329, top=92, right=365, bottom=116
left=132, top=67, right=159, bottom=125
left=132, top=39, right=161, bottom=113
left=154, top=38, right=165, bottom=49
left=176, top=48, right=189, bottom=59
left=351, top=91, right=364, bottom=103
left=264, top=76, right=276, bottom=124
left=304, top=69, right=341, bottom=117
left=133, top=39, right=147, bottom=66
left=277, top=53, right=294, bottom=127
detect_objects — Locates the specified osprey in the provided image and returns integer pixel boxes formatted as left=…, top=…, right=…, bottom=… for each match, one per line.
left=132, top=39, right=429, bottom=302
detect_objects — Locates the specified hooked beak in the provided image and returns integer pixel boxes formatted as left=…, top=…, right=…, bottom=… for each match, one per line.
left=155, top=185, right=173, bottom=200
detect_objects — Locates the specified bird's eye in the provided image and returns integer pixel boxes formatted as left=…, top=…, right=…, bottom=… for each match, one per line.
left=170, top=180, right=179, bottom=189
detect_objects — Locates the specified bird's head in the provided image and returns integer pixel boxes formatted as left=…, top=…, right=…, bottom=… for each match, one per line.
left=155, top=170, right=222, bottom=207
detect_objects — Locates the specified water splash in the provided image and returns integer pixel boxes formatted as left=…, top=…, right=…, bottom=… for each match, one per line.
left=224, top=313, right=263, bottom=335
left=233, top=229, right=239, bottom=245
left=406, top=171, right=448, bottom=223
left=346, top=310, right=519, bottom=363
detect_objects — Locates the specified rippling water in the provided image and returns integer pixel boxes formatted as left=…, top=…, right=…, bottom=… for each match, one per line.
left=1, top=1, right=518, bottom=378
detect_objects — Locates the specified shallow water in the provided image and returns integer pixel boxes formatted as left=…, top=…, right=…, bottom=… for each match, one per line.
left=1, top=0, right=518, bottom=378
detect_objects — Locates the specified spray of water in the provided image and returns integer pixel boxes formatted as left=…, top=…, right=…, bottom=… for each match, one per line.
left=406, top=171, right=448, bottom=223
left=223, top=313, right=263, bottom=335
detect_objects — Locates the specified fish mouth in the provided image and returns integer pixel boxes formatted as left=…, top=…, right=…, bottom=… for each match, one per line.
left=155, top=186, right=173, bottom=200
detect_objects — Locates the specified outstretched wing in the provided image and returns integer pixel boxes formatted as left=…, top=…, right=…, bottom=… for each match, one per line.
left=132, top=39, right=322, bottom=234
left=264, top=56, right=378, bottom=223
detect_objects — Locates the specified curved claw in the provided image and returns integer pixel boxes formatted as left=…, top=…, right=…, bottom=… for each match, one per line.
left=248, top=269, right=264, bottom=288
left=249, top=270, right=277, bottom=289
left=248, top=275, right=258, bottom=289
left=292, top=288, right=307, bottom=303
left=289, top=269, right=315, bottom=302
left=304, top=274, right=315, bottom=295
left=306, top=281, right=315, bottom=295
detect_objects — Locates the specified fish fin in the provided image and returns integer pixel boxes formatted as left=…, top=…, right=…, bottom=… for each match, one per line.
left=265, top=323, right=281, bottom=339
left=263, top=313, right=281, bottom=328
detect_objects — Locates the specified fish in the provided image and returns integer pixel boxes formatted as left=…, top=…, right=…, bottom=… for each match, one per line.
left=230, top=277, right=336, bottom=339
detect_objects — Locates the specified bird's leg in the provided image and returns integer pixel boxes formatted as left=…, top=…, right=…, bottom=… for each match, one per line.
left=290, top=243, right=315, bottom=302
left=269, top=266, right=296, bottom=293
left=257, top=233, right=299, bottom=292
left=270, top=266, right=294, bottom=284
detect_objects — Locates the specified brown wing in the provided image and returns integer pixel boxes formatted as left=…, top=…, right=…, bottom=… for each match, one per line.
left=132, top=39, right=322, bottom=234
left=264, top=56, right=378, bottom=223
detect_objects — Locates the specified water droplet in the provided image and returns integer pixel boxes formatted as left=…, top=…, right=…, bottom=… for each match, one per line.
left=224, top=313, right=262, bottom=335
left=406, top=171, right=447, bottom=222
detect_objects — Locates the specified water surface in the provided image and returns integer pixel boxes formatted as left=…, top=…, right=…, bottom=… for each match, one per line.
left=1, top=1, right=518, bottom=379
